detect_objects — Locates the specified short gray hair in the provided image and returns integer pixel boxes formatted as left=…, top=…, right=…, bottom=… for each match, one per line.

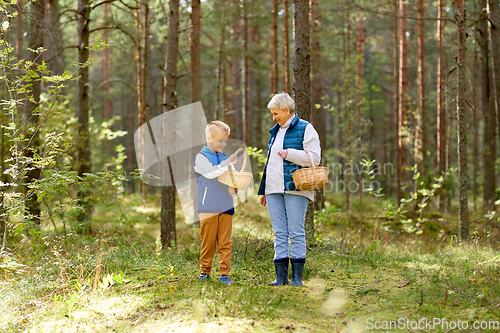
left=267, top=92, right=295, bottom=113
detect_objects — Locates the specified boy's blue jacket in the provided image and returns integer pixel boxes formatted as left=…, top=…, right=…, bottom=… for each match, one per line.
left=194, top=146, right=235, bottom=215
left=258, top=115, right=308, bottom=195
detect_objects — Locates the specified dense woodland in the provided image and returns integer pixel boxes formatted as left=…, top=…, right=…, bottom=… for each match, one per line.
left=0, top=0, right=499, bottom=245
left=1, top=0, right=500, bottom=331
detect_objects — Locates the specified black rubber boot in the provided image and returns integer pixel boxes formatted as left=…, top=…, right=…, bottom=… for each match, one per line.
left=290, top=258, right=305, bottom=287
left=267, top=257, right=289, bottom=286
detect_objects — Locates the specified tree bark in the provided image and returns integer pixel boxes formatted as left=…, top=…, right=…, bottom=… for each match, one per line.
left=216, top=0, right=225, bottom=120
left=488, top=0, right=500, bottom=210
left=393, top=0, right=399, bottom=202
left=243, top=0, right=249, bottom=144
left=24, top=1, right=44, bottom=228
left=293, top=0, right=314, bottom=239
left=101, top=3, right=113, bottom=158
left=44, top=0, right=64, bottom=77
left=283, top=0, right=290, bottom=93
left=161, top=0, right=179, bottom=248
left=311, top=0, right=324, bottom=212
left=16, top=0, right=23, bottom=62
left=76, top=0, right=92, bottom=233
left=273, top=0, right=279, bottom=92
left=135, top=0, right=148, bottom=202
left=345, top=0, right=352, bottom=211
left=191, top=0, right=201, bottom=104
left=355, top=8, right=365, bottom=220
left=473, top=28, right=479, bottom=213
left=478, top=0, right=496, bottom=212
left=454, top=0, right=469, bottom=241
left=398, top=0, right=408, bottom=202
left=437, top=0, right=446, bottom=212
left=416, top=0, right=427, bottom=185
left=254, top=25, right=263, bottom=149
left=231, top=0, right=243, bottom=139
left=102, top=3, right=113, bottom=120
left=246, top=3, right=254, bottom=146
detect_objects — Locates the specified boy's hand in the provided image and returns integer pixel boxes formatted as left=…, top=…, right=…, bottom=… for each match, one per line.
left=260, top=195, right=266, bottom=206
left=229, top=148, right=245, bottom=164
left=277, top=149, right=288, bottom=159
left=228, top=187, right=238, bottom=196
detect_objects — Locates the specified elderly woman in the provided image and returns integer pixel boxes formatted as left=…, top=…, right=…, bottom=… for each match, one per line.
left=258, top=92, right=321, bottom=287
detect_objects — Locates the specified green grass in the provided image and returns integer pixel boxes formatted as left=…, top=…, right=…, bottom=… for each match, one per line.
left=1, top=192, right=500, bottom=332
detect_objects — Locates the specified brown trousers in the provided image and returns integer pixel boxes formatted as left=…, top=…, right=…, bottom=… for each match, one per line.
left=199, top=213, right=233, bottom=276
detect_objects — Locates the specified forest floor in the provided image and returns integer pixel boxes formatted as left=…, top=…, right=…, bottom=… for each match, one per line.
left=1, top=192, right=500, bottom=332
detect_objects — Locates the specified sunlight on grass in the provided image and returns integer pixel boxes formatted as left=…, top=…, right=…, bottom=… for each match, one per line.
left=28, top=294, right=147, bottom=332
left=406, top=261, right=442, bottom=272
left=321, top=289, right=348, bottom=316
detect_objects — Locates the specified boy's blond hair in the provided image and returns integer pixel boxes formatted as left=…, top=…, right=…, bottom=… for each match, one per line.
left=205, top=121, right=231, bottom=140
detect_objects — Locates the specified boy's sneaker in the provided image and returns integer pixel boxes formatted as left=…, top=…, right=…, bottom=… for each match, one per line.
left=197, top=273, right=210, bottom=281
left=219, top=275, right=234, bottom=285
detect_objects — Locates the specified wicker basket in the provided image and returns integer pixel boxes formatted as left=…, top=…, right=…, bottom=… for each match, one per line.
left=218, top=149, right=253, bottom=189
left=291, top=150, right=328, bottom=191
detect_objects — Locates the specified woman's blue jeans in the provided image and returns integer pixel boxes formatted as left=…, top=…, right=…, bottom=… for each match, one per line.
left=266, top=193, right=309, bottom=260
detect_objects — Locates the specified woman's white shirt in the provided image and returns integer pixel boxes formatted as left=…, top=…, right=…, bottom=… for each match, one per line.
left=264, top=114, right=321, bottom=201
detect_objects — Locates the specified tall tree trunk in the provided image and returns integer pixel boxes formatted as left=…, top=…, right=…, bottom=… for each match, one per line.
left=283, top=0, right=290, bottom=93
left=254, top=25, right=263, bottom=149
left=479, top=0, right=496, bottom=212
left=293, top=0, right=314, bottom=239
left=454, top=0, right=469, bottom=241
left=444, top=50, right=452, bottom=213
left=345, top=0, right=352, bottom=211
left=273, top=0, right=279, bottom=92
left=398, top=0, right=408, bottom=202
left=24, top=1, right=44, bottom=228
left=45, top=0, right=64, bottom=77
left=311, top=0, right=324, bottom=212
left=135, top=1, right=148, bottom=202
left=231, top=0, right=243, bottom=139
left=16, top=1, right=23, bottom=62
left=246, top=7, right=254, bottom=146
left=125, top=92, right=137, bottom=194
left=101, top=3, right=112, bottom=157
left=102, top=3, right=112, bottom=120
left=393, top=0, right=399, bottom=202
left=488, top=0, right=500, bottom=206
left=473, top=37, right=479, bottom=212
left=161, top=0, right=179, bottom=248
left=191, top=0, right=201, bottom=104
left=437, top=0, right=446, bottom=212
left=416, top=0, right=427, bottom=185
left=355, top=10, right=365, bottom=218
left=216, top=0, right=225, bottom=120
left=355, top=11, right=365, bottom=146
left=243, top=0, right=249, bottom=144
left=76, top=0, right=92, bottom=233
left=0, top=89, right=5, bottom=248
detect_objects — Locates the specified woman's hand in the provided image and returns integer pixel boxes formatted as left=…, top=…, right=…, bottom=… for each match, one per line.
left=260, top=195, right=266, bottom=206
left=277, top=149, right=288, bottom=159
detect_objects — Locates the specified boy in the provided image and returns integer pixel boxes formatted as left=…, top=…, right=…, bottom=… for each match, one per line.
left=194, top=121, right=241, bottom=285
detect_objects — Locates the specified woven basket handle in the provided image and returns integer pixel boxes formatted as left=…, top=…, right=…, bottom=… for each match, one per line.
left=232, top=148, right=247, bottom=172
left=305, top=150, right=316, bottom=168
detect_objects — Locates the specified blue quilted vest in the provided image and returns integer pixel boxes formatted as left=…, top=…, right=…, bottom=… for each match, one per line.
left=194, top=146, right=235, bottom=215
left=258, top=114, right=309, bottom=195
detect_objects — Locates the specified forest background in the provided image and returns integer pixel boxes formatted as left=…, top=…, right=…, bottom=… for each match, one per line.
left=1, top=0, right=500, bottom=332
